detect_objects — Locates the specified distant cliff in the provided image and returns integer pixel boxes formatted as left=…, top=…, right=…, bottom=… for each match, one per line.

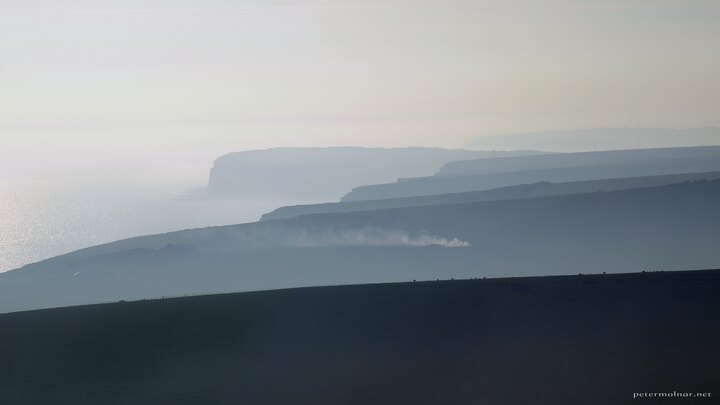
left=437, top=145, right=720, bottom=177
left=207, top=147, right=544, bottom=201
left=465, top=127, right=720, bottom=152
left=342, top=146, right=720, bottom=201
left=261, top=171, right=720, bottom=221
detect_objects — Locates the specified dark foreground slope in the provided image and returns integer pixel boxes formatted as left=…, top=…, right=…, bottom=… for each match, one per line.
left=1, top=270, right=719, bottom=405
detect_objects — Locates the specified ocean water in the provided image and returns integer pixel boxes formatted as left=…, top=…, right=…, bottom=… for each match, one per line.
left=0, top=180, right=289, bottom=273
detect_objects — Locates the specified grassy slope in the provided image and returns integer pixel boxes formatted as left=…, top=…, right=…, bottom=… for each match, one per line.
left=1, top=270, right=719, bottom=405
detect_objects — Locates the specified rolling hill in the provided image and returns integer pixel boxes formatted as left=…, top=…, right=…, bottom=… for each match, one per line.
left=342, top=146, right=720, bottom=201
left=261, top=171, right=720, bottom=221
left=2, top=179, right=719, bottom=313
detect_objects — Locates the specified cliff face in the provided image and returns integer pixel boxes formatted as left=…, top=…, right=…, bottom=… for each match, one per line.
left=206, top=147, right=544, bottom=201
left=465, top=127, right=720, bottom=152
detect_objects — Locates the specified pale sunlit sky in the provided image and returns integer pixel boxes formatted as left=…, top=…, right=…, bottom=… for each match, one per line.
left=1, top=0, right=719, bottom=181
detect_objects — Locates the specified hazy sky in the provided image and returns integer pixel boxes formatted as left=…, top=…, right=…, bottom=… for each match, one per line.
left=1, top=0, right=719, bottom=180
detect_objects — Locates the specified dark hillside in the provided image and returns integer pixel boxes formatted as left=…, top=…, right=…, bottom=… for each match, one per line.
left=1, top=270, right=719, bottom=404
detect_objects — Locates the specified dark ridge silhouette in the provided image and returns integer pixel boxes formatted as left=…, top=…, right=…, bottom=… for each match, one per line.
left=465, top=127, right=720, bottom=152
left=2, top=180, right=719, bottom=313
left=1, top=270, right=718, bottom=404
left=342, top=146, right=720, bottom=201
left=206, top=147, right=546, bottom=201
left=260, top=171, right=720, bottom=221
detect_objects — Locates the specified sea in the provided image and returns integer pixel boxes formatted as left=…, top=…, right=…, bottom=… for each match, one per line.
left=0, top=179, right=291, bottom=273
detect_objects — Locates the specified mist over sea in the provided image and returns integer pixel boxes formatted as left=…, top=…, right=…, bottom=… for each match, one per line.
left=0, top=179, right=290, bottom=273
